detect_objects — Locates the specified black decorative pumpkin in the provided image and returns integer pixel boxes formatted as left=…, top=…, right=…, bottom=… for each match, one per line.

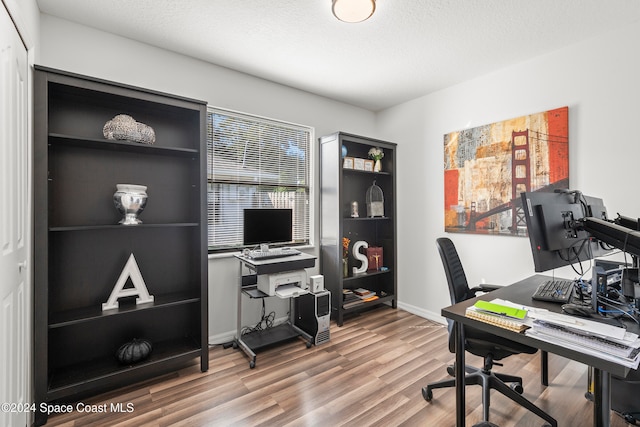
left=116, top=338, right=152, bottom=365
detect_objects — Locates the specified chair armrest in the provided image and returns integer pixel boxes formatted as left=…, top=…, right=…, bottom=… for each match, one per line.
left=469, top=284, right=501, bottom=294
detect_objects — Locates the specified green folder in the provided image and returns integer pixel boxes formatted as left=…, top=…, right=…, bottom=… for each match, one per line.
left=473, top=300, right=527, bottom=319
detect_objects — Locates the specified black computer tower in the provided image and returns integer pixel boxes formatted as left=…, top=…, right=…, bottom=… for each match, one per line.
left=587, top=368, right=640, bottom=424
left=294, top=290, right=331, bottom=345
left=611, top=370, right=640, bottom=423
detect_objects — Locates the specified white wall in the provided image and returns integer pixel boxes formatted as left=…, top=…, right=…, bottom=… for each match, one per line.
left=37, top=13, right=640, bottom=337
left=38, top=14, right=377, bottom=343
left=3, top=0, right=39, bottom=52
left=376, top=21, right=640, bottom=323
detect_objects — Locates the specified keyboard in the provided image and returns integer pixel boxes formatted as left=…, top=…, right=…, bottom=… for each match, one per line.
left=531, top=279, right=574, bottom=303
left=247, top=248, right=301, bottom=260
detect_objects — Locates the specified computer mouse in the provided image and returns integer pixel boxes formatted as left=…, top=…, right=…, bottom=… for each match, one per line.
left=561, top=303, right=592, bottom=317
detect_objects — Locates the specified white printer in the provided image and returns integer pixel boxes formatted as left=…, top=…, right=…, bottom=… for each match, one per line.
left=257, top=269, right=308, bottom=298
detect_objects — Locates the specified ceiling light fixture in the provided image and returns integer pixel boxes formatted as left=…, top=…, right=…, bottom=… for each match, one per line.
left=332, top=0, right=376, bottom=23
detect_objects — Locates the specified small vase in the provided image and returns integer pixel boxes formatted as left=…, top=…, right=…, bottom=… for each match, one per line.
left=374, top=159, right=382, bottom=172
left=114, top=184, right=148, bottom=225
left=343, top=258, right=349, bottom=278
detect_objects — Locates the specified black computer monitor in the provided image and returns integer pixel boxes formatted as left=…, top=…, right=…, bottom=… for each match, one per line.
left=243, top=208, right=293, bottom=247
left=583, top=195, right=608, bottom=220
left=521, top=190, right=601, bottom=272
left=582, top=195, right=615, bottom=259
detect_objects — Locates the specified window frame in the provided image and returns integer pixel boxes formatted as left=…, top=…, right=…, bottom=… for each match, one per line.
left=206, top=106, right=315, bottom=254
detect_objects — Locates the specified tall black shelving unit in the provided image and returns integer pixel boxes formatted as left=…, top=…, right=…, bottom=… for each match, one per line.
left=319, top=132, right=397, bottom=326
left=33, top=66, right=208, bottom=424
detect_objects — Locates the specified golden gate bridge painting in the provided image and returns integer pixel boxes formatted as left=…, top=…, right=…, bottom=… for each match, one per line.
left=444, top=106, right=568, bottom=236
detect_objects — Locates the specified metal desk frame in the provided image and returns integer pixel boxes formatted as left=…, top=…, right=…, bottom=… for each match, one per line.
left=234, top=252, right=316, bottom=368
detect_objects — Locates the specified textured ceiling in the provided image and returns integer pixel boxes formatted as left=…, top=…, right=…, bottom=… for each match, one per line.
left=37, top=0, right=640, bottom=111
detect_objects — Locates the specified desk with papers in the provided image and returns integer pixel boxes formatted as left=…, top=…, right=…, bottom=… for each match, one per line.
left=442, top=274, right=640, bottom=427
left=466, top=298, right=640, bottom=369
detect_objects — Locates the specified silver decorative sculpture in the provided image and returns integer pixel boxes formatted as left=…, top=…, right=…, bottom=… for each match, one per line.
left=351, top=201, right=359, bottom=217
left=103, top=114, right=156, bottom=144
left=114, top=184, right=148, bottom=225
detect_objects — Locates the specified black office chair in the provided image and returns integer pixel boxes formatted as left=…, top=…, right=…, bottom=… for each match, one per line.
left=423, top=237, right=556, bottom=427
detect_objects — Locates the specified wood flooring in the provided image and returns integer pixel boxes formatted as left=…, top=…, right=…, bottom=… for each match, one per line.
left=45, top=306, right=634, bottom=426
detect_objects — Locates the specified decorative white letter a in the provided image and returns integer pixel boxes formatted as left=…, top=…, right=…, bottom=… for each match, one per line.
left=102, top=253, right=154, bottom=311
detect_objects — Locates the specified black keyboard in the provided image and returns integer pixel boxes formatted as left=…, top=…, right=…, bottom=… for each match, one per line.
left=532, top=279, right=575, bottom=303
left=247, top=248, right=301, bottom=260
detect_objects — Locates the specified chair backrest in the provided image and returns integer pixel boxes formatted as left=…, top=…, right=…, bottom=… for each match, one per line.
left=435, top=237, right=474, bottom=304
left=436, top=237, right=474, bottom=353
left=435, top=237, right=535, bottom=358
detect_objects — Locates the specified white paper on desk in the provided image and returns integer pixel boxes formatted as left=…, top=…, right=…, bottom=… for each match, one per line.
left=526, top=329, right=640, bottom=370
left=274, top=284, right=307, bottom=299
left=489, top=298, right=632, bottom=341
left=533, top=312, right=632, bottom=341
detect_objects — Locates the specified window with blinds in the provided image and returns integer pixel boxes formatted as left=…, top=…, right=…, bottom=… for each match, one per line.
left=207, top=108, right=312, bottom=252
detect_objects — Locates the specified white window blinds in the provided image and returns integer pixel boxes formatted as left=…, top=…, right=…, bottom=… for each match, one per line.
left=207, top=108, right=312, bottom=251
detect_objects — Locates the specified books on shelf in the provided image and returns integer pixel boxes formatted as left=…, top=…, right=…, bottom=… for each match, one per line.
left=343, top=288, right=378, bottom=308
left=353, top=288, right=376, bottom=299
left=343, top=299, right=364, bottom=309
left=343, top=289, right=361, bottom=308
left=366, top=247, right=383, bottom=271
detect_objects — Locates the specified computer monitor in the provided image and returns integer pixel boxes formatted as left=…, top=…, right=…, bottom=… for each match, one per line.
left=583, top=195, right=608, bottom=220
left=521, top=190, right=605, bottom=272
left=582, top=195, right=615, bottom=259
left=243, top=208, right=293, bottom=247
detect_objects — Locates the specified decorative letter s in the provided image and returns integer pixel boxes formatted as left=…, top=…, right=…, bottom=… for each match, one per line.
left=352, top=240, right=369, bottom=274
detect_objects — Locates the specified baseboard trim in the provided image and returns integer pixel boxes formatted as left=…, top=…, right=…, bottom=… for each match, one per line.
left=397, top=301, right=447, bottom=325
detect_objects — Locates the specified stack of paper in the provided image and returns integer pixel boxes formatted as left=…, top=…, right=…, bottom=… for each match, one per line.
left=477, top=298, right=640, bottom=368
left=275, top=284, right=307, bottom=299
left=525, top=307, right=640, bottom=369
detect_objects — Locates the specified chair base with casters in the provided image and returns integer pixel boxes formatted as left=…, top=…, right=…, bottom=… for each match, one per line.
left=422, top=354, right=557, bottom=427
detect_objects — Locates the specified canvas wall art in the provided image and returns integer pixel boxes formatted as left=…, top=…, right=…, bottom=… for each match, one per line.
left=444, top=106, right=568, bottom=236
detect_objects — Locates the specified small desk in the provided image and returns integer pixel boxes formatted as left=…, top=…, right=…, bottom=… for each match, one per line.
left=234, top=252, right=316, bottom=368
left=442, top=274, right=639, bottom=427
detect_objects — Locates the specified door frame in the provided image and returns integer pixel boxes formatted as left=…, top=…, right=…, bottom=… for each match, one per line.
left=1, top=1, right=34, bottom=426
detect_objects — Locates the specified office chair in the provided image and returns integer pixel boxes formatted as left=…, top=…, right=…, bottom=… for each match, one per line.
left=423, top=237, right=556, bottom=427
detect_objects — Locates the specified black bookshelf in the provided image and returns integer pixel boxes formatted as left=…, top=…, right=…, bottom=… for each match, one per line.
left=319, top=132, right=397, bottom=326
left=33, top=66, right=208, bottom=425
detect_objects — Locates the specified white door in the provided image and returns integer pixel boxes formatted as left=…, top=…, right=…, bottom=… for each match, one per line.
left=0, top=4, right=30, bottom=427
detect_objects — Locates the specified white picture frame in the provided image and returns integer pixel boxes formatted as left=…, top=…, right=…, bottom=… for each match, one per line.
left=343, top=157, right=354, bottom=169
left=364, top=159, right=374, bottom=172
